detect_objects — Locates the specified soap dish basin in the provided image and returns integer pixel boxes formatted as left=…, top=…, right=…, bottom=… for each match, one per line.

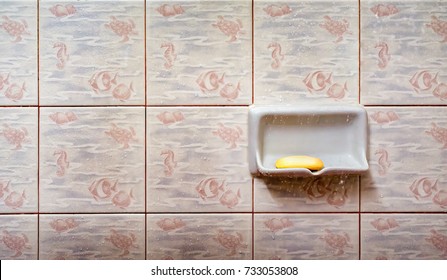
left=249, top=105, right=369, bottom=177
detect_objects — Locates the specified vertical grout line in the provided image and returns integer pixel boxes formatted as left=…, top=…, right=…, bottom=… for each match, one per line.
left=144, top=0, right=148, bottom=260
left=358, top=176, right=361, bottom=260
left=358, top=0, right=361, bottom=105
left=252, top=178, right=254, bottom=260
left=251, top=0, right=254, bottom=105
left=36, top=0, right=40, bottom=260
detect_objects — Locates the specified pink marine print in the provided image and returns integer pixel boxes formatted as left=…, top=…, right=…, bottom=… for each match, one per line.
left=89, top=70, right=118, bottom=94
left=49, top=218, right=79, bottom=234
left=268, top=42, right=284, bottom=69
left=432, top=190, right=447, bottom=208
left=112, top=82, right=134, bottom=102
left=161, top=149, right=177, bottom=177
left=156, top=111, right=184, bottom=125
left=432, top=83, right=447, bottom=100
left=409, top=70, right=438, bottom=93
left=0, top=73, right=10, bottom=91
left=426, top=229, right=447, bottom=257
left=156, top=218, right=186, bottom=232
left=303, top=71, right=332, bottom=93
left=409, top=177, right=438, bottom=200
left=304, top=177, right=330, bottom=201
left=1, top=231, right=30, bottom=258
left=426, top=16, right=447, bottom=43
left=212, top=16, right=244, bottom=42
left=320, top=229, right=352, bottom=256
left=105, top=16, right=137, bottom=43
left=370, top=4, right=399, bottom=17
left=49, top=4, right=76, bottom=18
left=88, top=178, right=118, bottom=201
left=111, top=189, right=134, bottom=209
left=0, top=124, right=28, bottom=149
left=219, top=188, right=241, bottom=209
left=212, top=123, right=243, bottom=149
left=0, top=16, right=29, bottom=43
left=213, top=229, right=247, bottom=256
left=375, top=148, right=391, bottom=176
left=425, top=123, right=447, bottom=149
left=105, top=123, right=137, bottom=149
left=370, top=217, right=399, bottom=233
left=326, top=185, right=349, bottom=208
left=264, top=217, right=294, bottom=234
left=54, top=149, right=69, bottom=177
left=49, top=111, right=78, bottom=125
left=196, top=70, right=225, bottom=94
left=195, top=178, right=225, bottom=200
left=370, top=111, right=399, bottom=124
left=156, top=4, right=185, bottom=17
left=326, top=82, right=347, bottom=100
left=4, top=190, right=26, bottom=209
left=319, top=16, right=352, bottom=43
left=161, top=42, right=177, bottom=69
left=53, top=42, right=69, bottom=70
left=0, top=180, right=10, bottom=199
left=219, top=82, right=241, bottom=101
left=263, top=4, right=292, bottom=18
left=375, top=42, right=391, bottom=69
left=4, top=82, right=26, bottom=101
left=105, top=229, right=138, bottom=257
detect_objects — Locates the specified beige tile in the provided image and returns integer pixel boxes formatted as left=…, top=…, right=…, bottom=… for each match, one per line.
left=147, top=214, right=251, bottom=260
left=0, top=214, right=37, bottom=260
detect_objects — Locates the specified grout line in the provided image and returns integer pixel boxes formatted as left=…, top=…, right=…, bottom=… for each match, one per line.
left=358, top=174, right=362, bottom=259
left=252, top=177, right=254, bottom=260
left=144, top=0, right=148, bottom=261
left=251, top=0, right=254, bottom=105
left=36, top=0, right=40, bottom=260
left=358, top=0, right=361, bottom=105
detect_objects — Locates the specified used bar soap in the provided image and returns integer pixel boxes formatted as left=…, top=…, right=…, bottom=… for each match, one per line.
left=275, top=155, right=324, bottom=171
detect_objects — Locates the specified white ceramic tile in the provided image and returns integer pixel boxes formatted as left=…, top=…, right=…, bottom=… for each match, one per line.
left=147, top=0, right=252, bottom=105
left=40, top=107, right=145, bottom=213
left=362, top=214, right=447, bottom=259
left=361, top=107, right=447, bottom=212
left=147, top=107, right=251, bottom=212
left=255, top=0, right=358, bottom=104
left=0, top=108, right=38, bottom=213
left=147, top=214, right=252, bottom=260
left=255, top=214, right=359, bottom=260
left=0, top=214, right=37, bottom=260
left=39, top=0, right=145, bottom=105
left=39, top=214, right=145, bottom=259
left=361, top=0, right=447, bottom=105
left=0, top=0, right=37, bottom=105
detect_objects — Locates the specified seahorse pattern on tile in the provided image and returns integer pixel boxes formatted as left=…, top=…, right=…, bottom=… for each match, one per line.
left=0, top=215, right=37, bottom=260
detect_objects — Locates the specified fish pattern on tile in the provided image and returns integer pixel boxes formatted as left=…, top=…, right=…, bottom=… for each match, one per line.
left=362, top=107, right=447, bottom=212
left=255, top=175, right=359, bottom=212
left=255, top=0, right=358, bottom=104
left=39, top=214, right=145, bottom=260
left=361, top=1, right=447, bottom=105
left=40, top=107, right=145, bottom=213
left=0, top=215, right=37, bottom=260
left=147, top=107, right=251, bottom=212
left=0, top=1, right=37, bottom=105
left=0, top=108, right=38, bottom=213
left=255, top=214, right=358, bottom=260
left=147, top=0, right=252, bottom=105
left=147, top=214, right=251, bottom=260
left=39, top=0, right=144, bottom=105
left=362, top=214, right=447, bottom=259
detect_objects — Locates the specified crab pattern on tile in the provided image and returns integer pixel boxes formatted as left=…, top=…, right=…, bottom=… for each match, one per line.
left=0, top=215, right=37, bottom=260
left=147, top=214, right=251, bottom=260
left=39, top=0, right=144, bottom=105
left=40, top=107, right=145, bottom=213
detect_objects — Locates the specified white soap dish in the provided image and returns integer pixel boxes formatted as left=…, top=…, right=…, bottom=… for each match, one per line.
left=248, top=105, right=369, bottom=177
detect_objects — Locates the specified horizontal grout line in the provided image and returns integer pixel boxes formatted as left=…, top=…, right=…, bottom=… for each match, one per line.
left=0, top=104, right=252, bottom=108
left=363, top=104, right=447, bottom=107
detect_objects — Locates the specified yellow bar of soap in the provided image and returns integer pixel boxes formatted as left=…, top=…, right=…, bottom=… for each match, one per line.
left=275, top=155, right=324, bottom=171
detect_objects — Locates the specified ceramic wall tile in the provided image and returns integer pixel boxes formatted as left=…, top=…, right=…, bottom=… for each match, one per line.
left=147, top=0, right=252, bottom=105
left=39, top=0, right=145, bottom=105
left=254, top=0, right=358, bottom=104
left=255, top=214, right=358, bottom=260
left=147, top=107, right=251, bottom=212
left=0, top=0, right=37, bottom=105
left=361, top=1, right=447, bottom=105
left=0, top=214, right=37, bottom=260
left=39, top=214, right=145, bottom=259
left=40, top=107, right=145, bottom=213
left=361, top=214, right=447, bottom=259
left=255, top=176, right=359, bottom=212
left=361, top=107, right=447, bottom=212
left=0, top=108, right=38, bottom=213
left=147, top=214, right=251, bottom=260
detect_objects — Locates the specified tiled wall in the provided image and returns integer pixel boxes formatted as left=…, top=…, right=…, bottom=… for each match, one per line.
left=0, top=0, right=446, bottom=260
